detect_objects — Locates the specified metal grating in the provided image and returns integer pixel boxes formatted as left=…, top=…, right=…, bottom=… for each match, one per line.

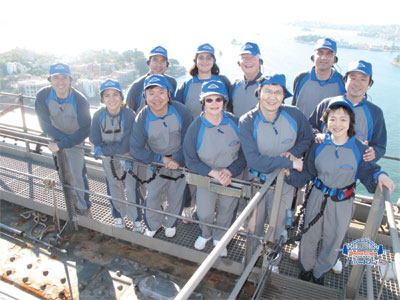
left=1, top=148, right=399, bottom=299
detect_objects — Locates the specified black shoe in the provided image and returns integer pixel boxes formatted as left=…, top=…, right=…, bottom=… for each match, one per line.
left=312, top=274, right=325, bottom=285
left=298, top=270, right=312, bottom=281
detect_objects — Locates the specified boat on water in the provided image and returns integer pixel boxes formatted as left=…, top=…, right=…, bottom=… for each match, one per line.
left=0, top=92, right=399, bottom=300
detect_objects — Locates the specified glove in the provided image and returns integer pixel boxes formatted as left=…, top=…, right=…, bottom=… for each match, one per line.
left=94, top=146, right=103, bottom=157
left=124, top=160, right=133, bottom=171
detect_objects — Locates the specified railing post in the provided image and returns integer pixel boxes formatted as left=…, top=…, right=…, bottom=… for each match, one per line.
left=17, top=94, right=30, bottom=152
left=345, top=187, right=386, bottom=299
left=55, top=149, right=78, bottom=234
left=245, top=182, right=260, bottom=266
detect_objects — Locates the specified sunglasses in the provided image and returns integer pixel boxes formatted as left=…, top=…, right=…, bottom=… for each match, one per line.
left=204, top=97, right=224, bottom=104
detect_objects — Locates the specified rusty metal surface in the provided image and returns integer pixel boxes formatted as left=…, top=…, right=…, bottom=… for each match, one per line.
left=0, top=201, right=235, bottom=300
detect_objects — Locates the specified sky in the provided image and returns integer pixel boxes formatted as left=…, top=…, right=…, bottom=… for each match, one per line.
left=1, top=0, right=399, bottom=58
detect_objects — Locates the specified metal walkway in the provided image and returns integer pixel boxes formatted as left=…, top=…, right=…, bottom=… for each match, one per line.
left=1, top=143, right=399, bottom=299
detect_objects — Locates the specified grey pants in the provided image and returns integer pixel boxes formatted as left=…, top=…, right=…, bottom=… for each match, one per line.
left=299, top=189, right=354, bottom=279
left=102, top=156, right=139, bottom=221
left=144, top=167, right=186, bottom=231
left=196, top=186, right=239, bottom=241
left=63, top=146, right=89, bottom=210
left=254, top=182, right=294, bottom=240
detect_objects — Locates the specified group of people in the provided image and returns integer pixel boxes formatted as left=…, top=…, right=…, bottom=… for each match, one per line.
left=35, top=38, right=395, bottom=285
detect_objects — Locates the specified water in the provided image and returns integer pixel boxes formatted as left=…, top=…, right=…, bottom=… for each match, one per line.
left=1, top=24, right=399, bottom=201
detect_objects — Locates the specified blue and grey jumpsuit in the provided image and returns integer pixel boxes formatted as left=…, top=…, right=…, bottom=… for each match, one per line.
left=292, top=67, right=345, bottom=118
left=130, top=101, right=193, bottom=231
left=309, top=95, right=387, bottom=161
left=183, top=112, right=245, bottom=240
left=286, top=133, right=387, bottom=279
left=228, top=72, right=262, bottom=118
left=90, top=106, right=140, bottom=221
left=35, top=87, right=91, bottom=210
left=239, top=105, right=313, bottom=239
left=175, top=74, right=231, bottom=119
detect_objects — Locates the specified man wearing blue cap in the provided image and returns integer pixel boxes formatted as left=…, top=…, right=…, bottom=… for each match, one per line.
left=126, top=46, right=177, bottom=113
left=35, top=63, right=91, bottom=214
left=309, top=60, right=386, bottom=162
left=228, top=42, right=263, bottom=118
left=239, top=74, right=313, bottom=273
left=130, top=74, right=192, bottom=238
left=183, top=80, right=245, bottom=256
left=90, top=79, right=142, bottom=231
left=292, top=38, right=346, bottom=118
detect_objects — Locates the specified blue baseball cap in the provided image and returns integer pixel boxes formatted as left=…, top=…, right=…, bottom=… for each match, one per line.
left=149, top=46, right=168, bottom=59
left=144, top=74, right=171, bottom=91
left=314, top=38, right=337, bottom=53
left=346, top=60, right=373, bottom=77
left=48, top=63, right=71, bottom=80
left=327, top=98, right=355, bottom=114
left=239, top=42, right=260, bottom=56
left=259, top=74, right=292, bottom=99
left=196, top=43, right=215, bottom=55
left=200, top=80, right=228, bottom=100
left=100, top=79, right=122, bottom=94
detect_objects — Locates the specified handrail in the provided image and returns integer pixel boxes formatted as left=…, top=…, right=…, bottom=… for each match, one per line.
left=383, top=187, right=400, bottom=286
left=1, top=91, right=399, bottom=162
left=175, top=169, right=282, bottom=300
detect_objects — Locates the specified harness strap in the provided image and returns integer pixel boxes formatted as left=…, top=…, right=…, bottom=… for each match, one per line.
left=109, top=156, right=127, bottom=181
left=313, top=178, right=355, bottom=202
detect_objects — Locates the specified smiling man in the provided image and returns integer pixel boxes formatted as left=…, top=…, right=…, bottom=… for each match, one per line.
left=130, top=74, right=192, bottom=239
left=239, top=74, right=313, bottom=273
left=35, top=63, right=91, bottom=215
left=228, top=42, right=263, bottom=118
left=309, top=60, right=387, bottom=162
left=292, top=38, right=346, bottom=118
left=126, top=46, right=177, bottom=113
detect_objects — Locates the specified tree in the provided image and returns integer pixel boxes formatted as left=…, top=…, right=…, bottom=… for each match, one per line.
left=165, top=58, right=186, bottom=78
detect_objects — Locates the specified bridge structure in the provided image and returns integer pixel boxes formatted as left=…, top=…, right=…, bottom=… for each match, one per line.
left=0, top=92, right=399, bottom=299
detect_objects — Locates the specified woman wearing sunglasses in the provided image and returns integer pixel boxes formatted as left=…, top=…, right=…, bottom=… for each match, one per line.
left=90, top=79, right=142, bottom=232
left=183, top=80, right=245, bottom=257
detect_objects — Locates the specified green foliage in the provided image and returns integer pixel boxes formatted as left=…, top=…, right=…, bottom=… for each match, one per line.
left=0, top=48, right=56, bottom=76
left=165, top=58, right=187, bottom=78
left=0, top=47, right=187, bottom=79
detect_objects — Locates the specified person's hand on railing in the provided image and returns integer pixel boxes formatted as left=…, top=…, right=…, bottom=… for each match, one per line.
left=378, top=173, right=395, bottom=194
left=208, top=169, right=232, bottom=186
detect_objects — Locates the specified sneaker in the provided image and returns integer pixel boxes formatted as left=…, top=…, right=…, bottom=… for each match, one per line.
left=332, top=259, right=342, bottom=275
left=271, top=266, right=280, bottom=274
left=290, top=243, right=299, bottom=261
left=144, top=229, right=157, bottom=237
left=213, top=240, right=227, bottom=257
left=165, top=227, right=176, bottom=238
left=115, top=218, right=125, bottom=228
left=194, top=236, right=211, bottom=250
left=133, top=221, right=143, bottom=233
left=298, top=270, right=312, bottom=282
left=312, top=274, right=325, bottom=285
